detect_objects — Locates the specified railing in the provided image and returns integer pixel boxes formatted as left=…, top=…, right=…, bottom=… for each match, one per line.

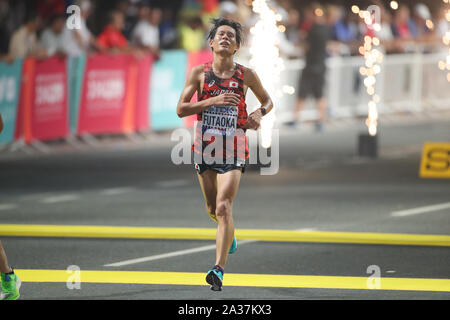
left=240, top=49, right=450, bottom=124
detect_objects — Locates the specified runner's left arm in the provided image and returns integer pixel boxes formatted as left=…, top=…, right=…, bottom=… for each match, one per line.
left=243, top=68, right=273, bottom=130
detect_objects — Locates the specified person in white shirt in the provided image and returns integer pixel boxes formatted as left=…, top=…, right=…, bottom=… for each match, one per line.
left=131, top=4, right=161, bottom=60
left=8, top=12, right=46, bottom=60
left=40, top=14, right=67, bottom=57
left=63, top=0, right=94, bottom=56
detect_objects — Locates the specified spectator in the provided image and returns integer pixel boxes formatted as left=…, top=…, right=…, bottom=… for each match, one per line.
left=63, top=0, right=95, bottom=56
left=375, top=8, right=399, bottom=53
left=289, top=3, right=332, bottom=132
left=392, top=5, right=413, bottom=41
left=199, top=0, right=220, bottom=25
left=274, top=8, right=298, bottom=58
left=285, top=8, right=301, bottom=46
left=40, top=14, right=67, bottom=57
left=326, top=4, right=352, bottom=56
left=179, top=16, right=206, bottom=52
left=131, top=4, right=161, bottom=60
left=435, top=3, right=450, bottom=39
left=159, top=8, right=177, bottom=49
left=411, top=3, right=434, bottom=41
left=115, top=0, right=139, bottom=40
left=299, top=4, right=315, bottom=42
left=219, top=0, right=239, bottom=21
left=97, top=10, right=129, bottom=52
left=35, top=0, right=65, bottom=22
left=411, top=3, right=437, bottom=45
left=333, top=9, right=358, bottom=45
left=8, top=12, right=46, bottom=60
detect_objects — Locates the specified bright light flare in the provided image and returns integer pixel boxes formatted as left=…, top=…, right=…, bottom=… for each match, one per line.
left=250, top=0, right=284, bottom=148
left=390, top=1, right=399, bottom=10
left=438, top=1, right=450, bottom=82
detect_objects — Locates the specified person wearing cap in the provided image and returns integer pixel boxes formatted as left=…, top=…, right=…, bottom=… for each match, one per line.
left=410, top=3, right=434, bottom=41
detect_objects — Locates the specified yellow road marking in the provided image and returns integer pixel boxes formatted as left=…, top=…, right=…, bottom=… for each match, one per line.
left=15, top=269, right=450, bottom=292
left=419, top=142, right=450, bottom=179
left=1, top=224, right=450, bottom=246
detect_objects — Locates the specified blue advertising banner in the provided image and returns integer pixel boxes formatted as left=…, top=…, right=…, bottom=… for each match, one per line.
left=0, top=59, right=23, bottom=144
left=150, top=50, right=187, bottom=131
left=67, top=55, right=86, bottom=134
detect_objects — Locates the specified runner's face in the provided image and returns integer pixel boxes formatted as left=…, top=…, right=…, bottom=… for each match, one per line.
left=210, top=25, right=239, bottom=55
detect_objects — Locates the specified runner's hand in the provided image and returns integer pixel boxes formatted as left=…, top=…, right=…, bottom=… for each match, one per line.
left=243, top=109, right=263, bottom=130
left=211, top=93, right=241, bottom=106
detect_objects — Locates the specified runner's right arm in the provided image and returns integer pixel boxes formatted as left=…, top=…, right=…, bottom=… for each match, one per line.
left=177, top=66, right=240, bottom=118
left=0, top=113, right=3, bottom=134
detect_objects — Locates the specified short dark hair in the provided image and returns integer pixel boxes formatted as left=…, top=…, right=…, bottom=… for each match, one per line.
left=207, top=17, right=243, bottom=46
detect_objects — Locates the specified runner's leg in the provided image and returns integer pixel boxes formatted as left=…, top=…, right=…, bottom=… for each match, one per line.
left=0, top=241, right=12, bottom=273
left=197, top=170, right=218, bottom=222
left=215, top=169, right=242, bottom=269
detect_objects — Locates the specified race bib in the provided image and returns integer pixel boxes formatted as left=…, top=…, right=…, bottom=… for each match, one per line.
left=201, top=105, right=238, bottom=136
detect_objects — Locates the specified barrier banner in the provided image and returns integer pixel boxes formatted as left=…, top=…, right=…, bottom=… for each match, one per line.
left=184, top=49, right=213, bottom=128
left=0, top=59, right=23, bottom=144
left=18, top=57, right=68, bottom=143
left=150, top=50, right=187, bottom=131
left=77, top=54, right=133, bottom=135
left=134, top=55, right=153, bottom=132
left=67, top=55, right=86, bottom=134
left=14, top=58, right=34, bottom=142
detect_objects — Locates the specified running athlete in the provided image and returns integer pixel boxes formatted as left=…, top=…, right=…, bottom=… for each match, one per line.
left=0, top=114, right=21, bottom=300
left=176, top=18, right=273, bottom=291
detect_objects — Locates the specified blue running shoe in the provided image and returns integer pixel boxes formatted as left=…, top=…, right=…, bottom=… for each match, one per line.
left=206, top=266, right=223, bottom=291
left=228, top=236, right=237, bottom=254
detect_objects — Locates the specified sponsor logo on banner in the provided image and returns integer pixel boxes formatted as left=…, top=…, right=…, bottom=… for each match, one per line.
left=35, top=73, right=65, bottom=122
left=86, top=70, right=125, bottom=114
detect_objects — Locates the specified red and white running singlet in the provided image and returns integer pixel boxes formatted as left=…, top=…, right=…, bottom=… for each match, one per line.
left=192, top=61, right=249, bottom=162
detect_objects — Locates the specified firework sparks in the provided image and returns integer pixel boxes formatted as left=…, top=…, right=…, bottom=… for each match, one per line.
left=249, top=0, right=284, bottom=148
left=438, top=0, right=450, bottom=82
left=354, top=6, right=383, bottom=136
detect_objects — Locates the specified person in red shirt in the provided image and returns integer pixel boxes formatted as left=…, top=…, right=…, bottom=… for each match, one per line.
left=97, top=10, right=129, bottom=52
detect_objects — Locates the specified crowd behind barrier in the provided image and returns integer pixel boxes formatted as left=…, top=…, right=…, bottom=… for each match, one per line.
left=0, top=0, right=449, bottom=146
left=0, top=0, right=448, bottom=61
left=0, top=49, right=213, bottom=146
left=1, top=46, right=449, bottom=147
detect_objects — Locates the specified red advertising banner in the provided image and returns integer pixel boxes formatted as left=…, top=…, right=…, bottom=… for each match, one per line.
left=77, top=54, right=134, bottom=135
left=15, top=58, right=35, bottom=142
left=31, top=56, right=69, bottom=142
left=134, top=55, right=153, bottom=132
left=184, top=49, right=213, bottom=128
left=15, top=57, right=69, bottom=143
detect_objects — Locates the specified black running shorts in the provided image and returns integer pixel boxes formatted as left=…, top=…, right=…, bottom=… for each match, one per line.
left=194, top=162, right=246, bottom=174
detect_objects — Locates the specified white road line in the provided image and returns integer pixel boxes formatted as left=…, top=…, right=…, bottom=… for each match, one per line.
left=0, top=204, right=17, bottom=210
left=391, top=202, right=450, bottom=217
left=100, top=187, right=135, bottom=196
left=104, top=228, right=316, bottom=267
left=156, top=180, right=189, bottom=188
left=104, top=240, right=258, bottom=267
left=40, top=194, right=79, bottom=204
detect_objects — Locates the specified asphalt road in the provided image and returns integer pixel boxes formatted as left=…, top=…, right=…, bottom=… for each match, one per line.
left=0, top=115, right=449, bottom=300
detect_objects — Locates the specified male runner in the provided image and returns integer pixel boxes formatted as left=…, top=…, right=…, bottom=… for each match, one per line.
left=0, top=113, right=21, bottom=300
left=177, top=17, right=273, bottom=291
